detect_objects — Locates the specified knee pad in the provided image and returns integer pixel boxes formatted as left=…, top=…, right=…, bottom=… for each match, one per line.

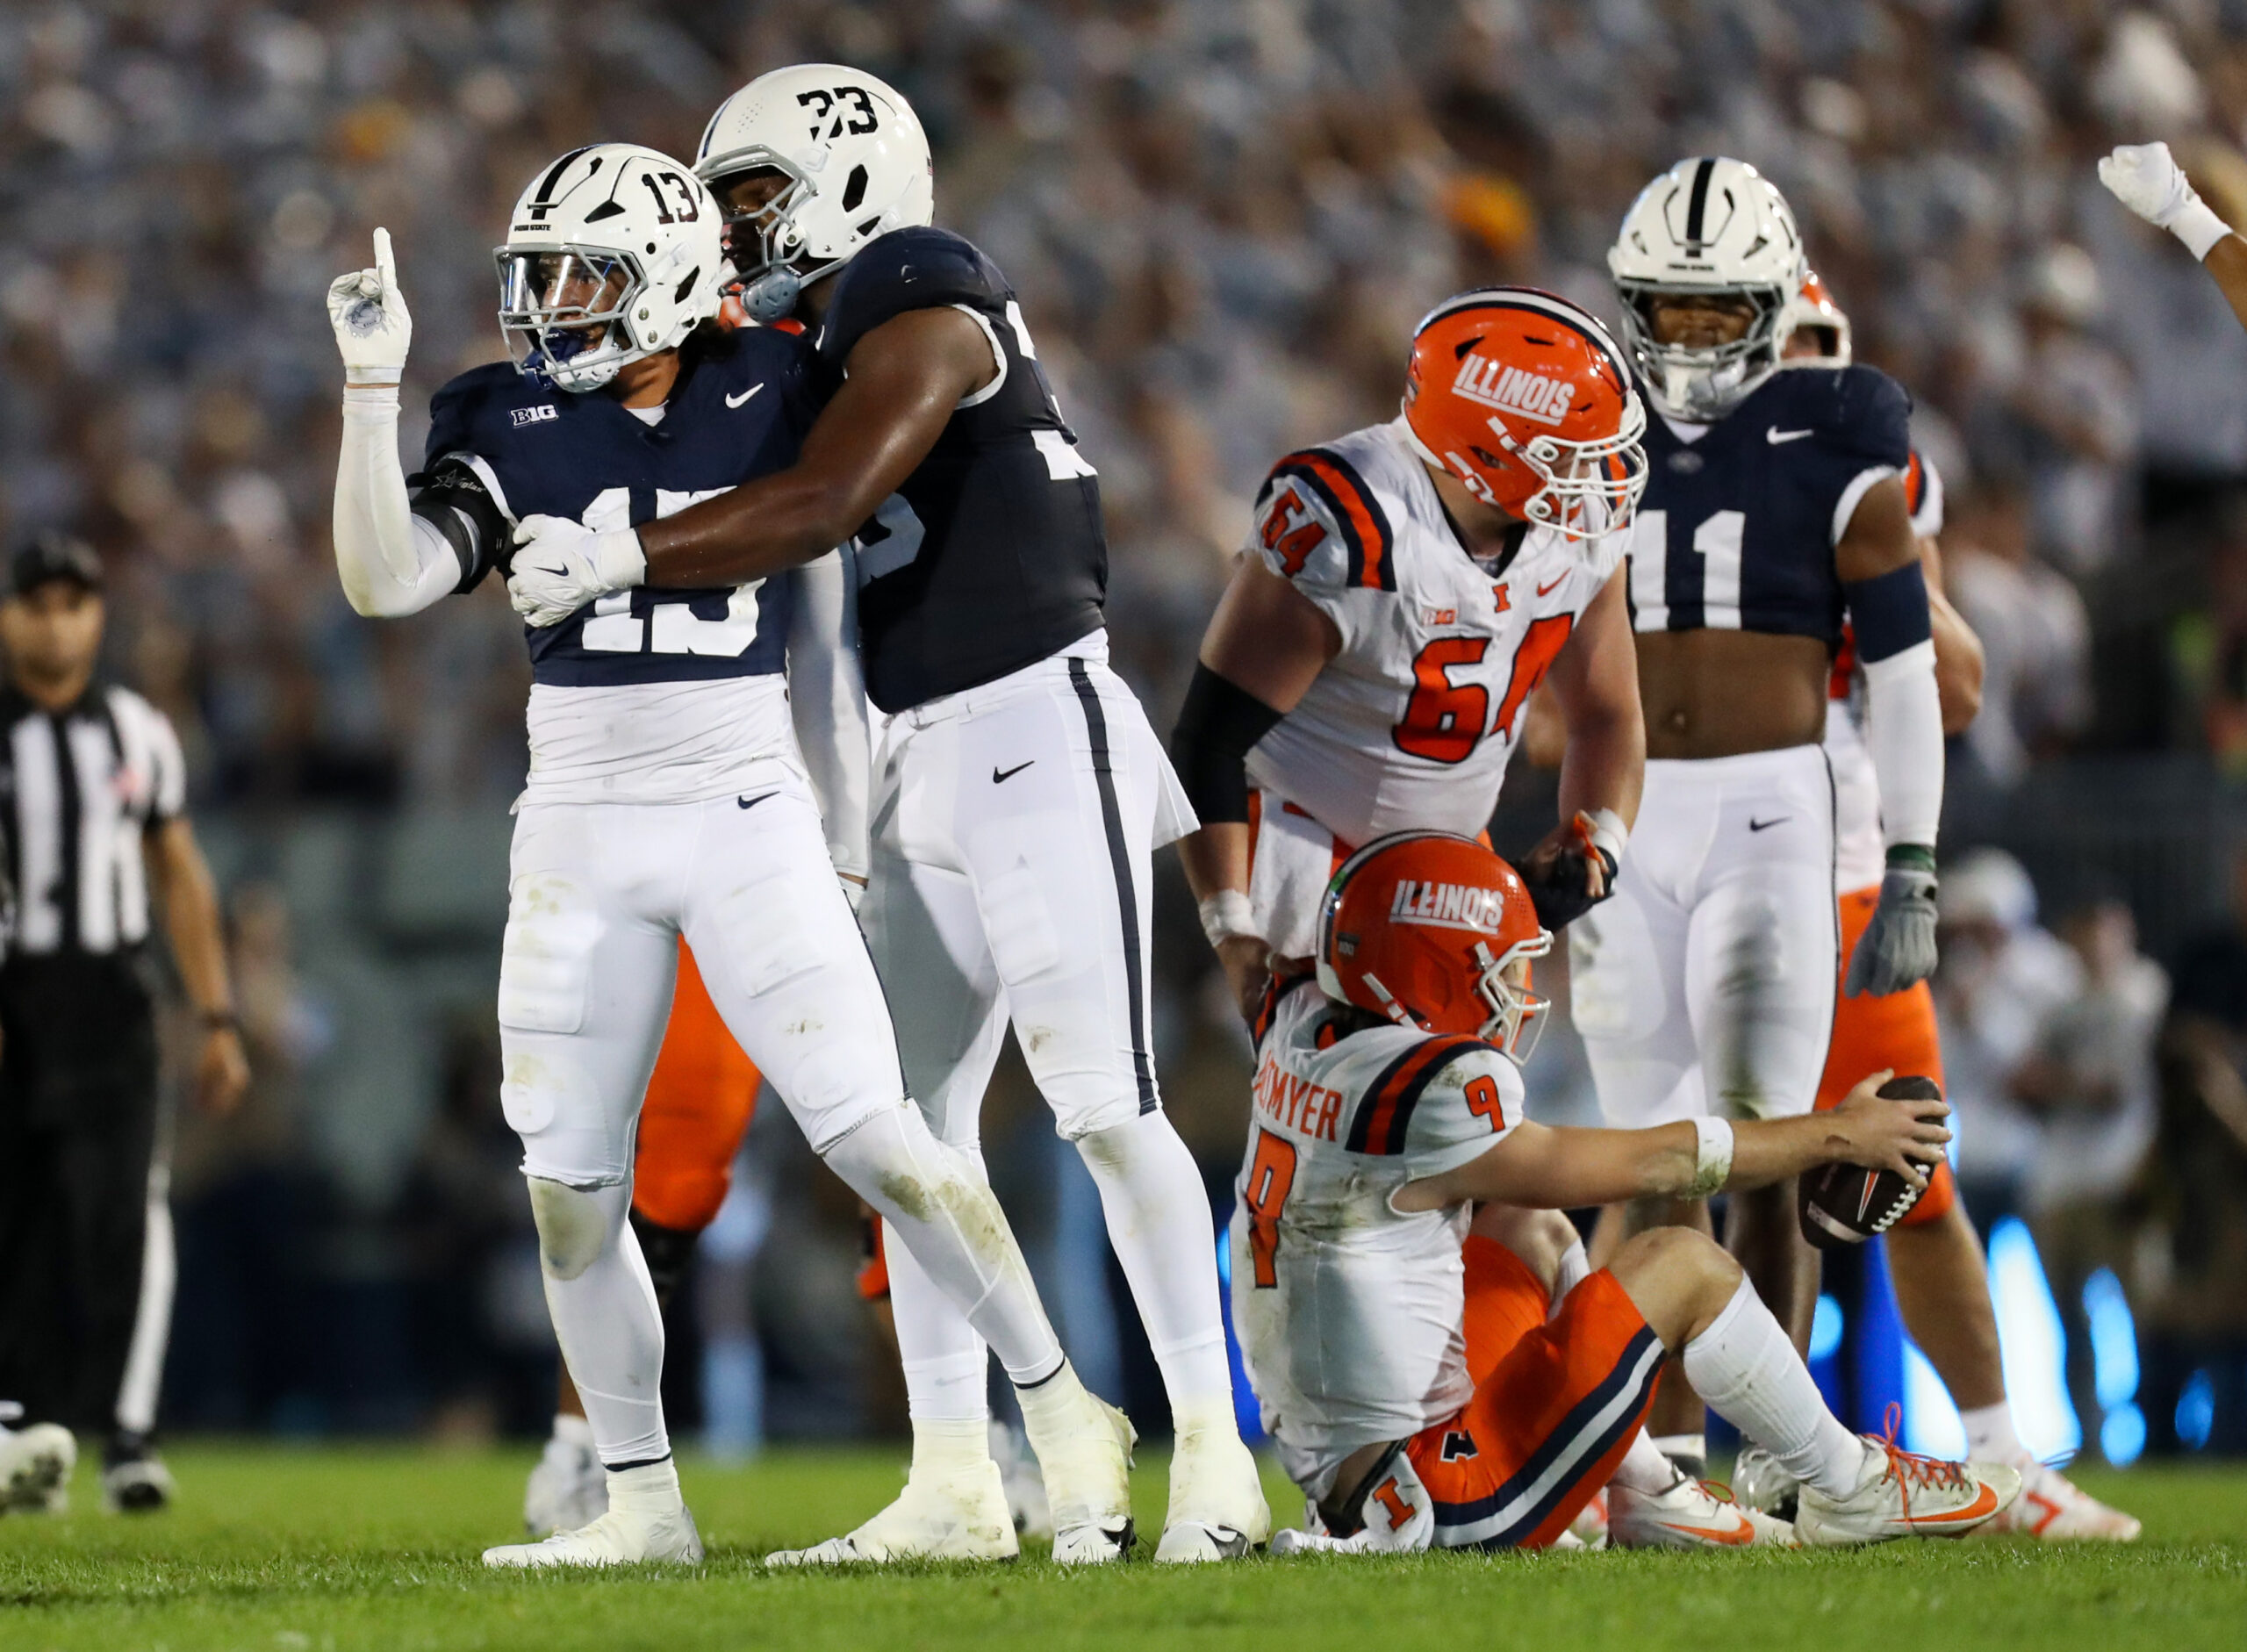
left=526, top=1178, right=617, bottom=1282
left=628, top=1209, right=700, bottom=1310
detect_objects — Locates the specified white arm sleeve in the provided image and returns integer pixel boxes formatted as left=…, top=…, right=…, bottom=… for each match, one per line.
left=786, top=546, right=872, bottom=883
left=333, top=387, right=460, bottom=619
left=1862, top=638, right=1944, bottom=849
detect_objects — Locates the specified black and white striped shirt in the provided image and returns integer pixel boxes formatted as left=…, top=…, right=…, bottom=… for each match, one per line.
left=1, top=684, right=185, bottom=959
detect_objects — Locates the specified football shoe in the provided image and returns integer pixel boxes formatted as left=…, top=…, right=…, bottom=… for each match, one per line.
left=1730, top=1444, right=1800, bottom=1521
left=523, top=1428, right=607, bottom=1538
left=1153, top=1414, right=1270, bottom=1562
left=764, top=1460, right=1020, bottom=1565
left=1794, top=1428, right=2017, bottom=1547
left=1607, top=1476, right=1796, bottom=1550
left=1989, top=1461, right=2142, bottom=1542
left=0, top=1414, right=75, bottom=1514
left=1020, top=1378, right=1138, bottom=1565
left=101, top=1452, right=175, bottom=1514
left=484, top=1460, right=703, bottom=1568
left=1567, top=1487, right=1610, bottom=1548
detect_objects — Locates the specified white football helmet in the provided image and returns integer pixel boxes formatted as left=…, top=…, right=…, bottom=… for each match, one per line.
left=495, top=143, right=727, bottom=393
left=1607, top=156, right=1805, bottom=419
left=694, top=63, right=935, bottom=322
left=1777, top=270, right=1853, bottom=368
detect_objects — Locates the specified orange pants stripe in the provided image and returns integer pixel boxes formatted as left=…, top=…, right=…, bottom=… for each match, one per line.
left=1816, top=886, right=1955, bottom=1225
left=631, top=939, right=761, bottom=1234
left=1404, top=1238, right=1662, bottom=1549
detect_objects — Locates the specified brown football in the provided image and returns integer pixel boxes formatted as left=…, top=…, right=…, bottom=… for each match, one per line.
left=1797, top=1075, right=1940, bottom=1250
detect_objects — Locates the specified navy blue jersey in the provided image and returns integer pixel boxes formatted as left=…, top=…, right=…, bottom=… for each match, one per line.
left=814, top=226, right=1106, bottom=713
left=415, top=327, right=819, bottom=687
left=1625, top=365, right=1911, bottom=646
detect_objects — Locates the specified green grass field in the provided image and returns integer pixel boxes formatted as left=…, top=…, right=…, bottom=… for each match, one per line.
left=2, top=1445, right=2242, bottom=1652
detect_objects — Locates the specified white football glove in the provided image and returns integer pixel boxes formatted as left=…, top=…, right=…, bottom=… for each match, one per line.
left=506, top=515, right=647, bottom=628
left=326, top=227, right=413, bottom=384
left=2099, top=141, right=2234, bottom=260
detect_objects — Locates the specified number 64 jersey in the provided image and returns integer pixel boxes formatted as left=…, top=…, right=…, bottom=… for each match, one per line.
left=1243, top=418, right=1626, bottom=957
left=1229, top=980, right=1525, bottom=1498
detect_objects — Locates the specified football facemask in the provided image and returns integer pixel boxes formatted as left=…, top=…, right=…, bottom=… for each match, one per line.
left=498, top=249, right=640, bottom=384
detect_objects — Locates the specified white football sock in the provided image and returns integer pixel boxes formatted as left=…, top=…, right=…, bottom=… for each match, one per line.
left=552, top=1411, right=595, bottom=1448
left=1549, top=1239, right=1591, bottom=1320
left=883, top=1217, right=994, bottom=1424
left=529, top=1178, right=670, bottom=1467
left=1683, top=1277, right=1870, bottom=1501
left=1959, top=1402, right=2028, bottom=1467
left=1074, top=1112, right=1234, bottom=1408
left=823, top=1104, right=1064, bottom=1387
left=1610, top=1428, right=1685, bottom=1493
left=908, top=1414, right=993, bottom=1477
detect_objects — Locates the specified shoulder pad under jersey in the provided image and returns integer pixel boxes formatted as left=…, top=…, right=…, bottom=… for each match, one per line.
left=1249, top=441, right=1400, bottom=598
left=818, top=226, right=1010, bottom=368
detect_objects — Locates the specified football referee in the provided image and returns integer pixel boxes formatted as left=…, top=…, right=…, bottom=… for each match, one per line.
left=0, top=533, right=248, bottom=1512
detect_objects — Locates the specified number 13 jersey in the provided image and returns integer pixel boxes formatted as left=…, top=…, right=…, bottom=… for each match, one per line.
left=1244, top=419, right=1627, bottom=853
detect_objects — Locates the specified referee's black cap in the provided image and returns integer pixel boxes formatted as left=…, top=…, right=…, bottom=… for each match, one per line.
left=8, top=531, right=104, bottom=599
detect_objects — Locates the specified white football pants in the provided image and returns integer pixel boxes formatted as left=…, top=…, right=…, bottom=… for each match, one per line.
left=499, top=776, right=1066, bottom=1464
left=1569, top=744, right=1839, bottom=1128
left=864, top=637, right=1231, bottom=1421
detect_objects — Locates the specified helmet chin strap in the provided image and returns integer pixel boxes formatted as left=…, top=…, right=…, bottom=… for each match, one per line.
left=742, top=266, right=801, bottom=324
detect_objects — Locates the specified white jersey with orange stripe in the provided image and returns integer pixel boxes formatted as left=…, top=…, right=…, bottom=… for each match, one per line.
left=1826, top=449, right=1944, bottom=894
left=1228, top=979, right=1526, bottom=1498
left=1243, top=419, right=1628, bottom=854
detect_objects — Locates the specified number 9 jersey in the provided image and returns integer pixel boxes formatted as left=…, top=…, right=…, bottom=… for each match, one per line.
left=1229, top=979, right=1525, bottom=1498
left=1241, top=419, right=1626, bottom=956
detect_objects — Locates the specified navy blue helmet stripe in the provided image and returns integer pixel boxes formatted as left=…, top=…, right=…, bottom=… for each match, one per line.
left=1684, top=156, right=1716, bottom=246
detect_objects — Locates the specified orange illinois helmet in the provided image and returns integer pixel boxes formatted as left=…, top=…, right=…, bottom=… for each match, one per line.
left=1314, top=831, right=1552, bottom=1062
left=1400, top=288, right=1648, bottom=542
left=1778, top=269, right=1852, bottom=367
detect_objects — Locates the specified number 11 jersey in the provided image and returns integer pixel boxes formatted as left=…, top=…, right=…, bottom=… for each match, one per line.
left=1243, top=418, right=1627, bottom=851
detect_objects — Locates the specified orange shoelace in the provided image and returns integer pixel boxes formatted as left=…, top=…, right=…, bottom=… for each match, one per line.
left=1870, top=1402, right=1973, bottom=1521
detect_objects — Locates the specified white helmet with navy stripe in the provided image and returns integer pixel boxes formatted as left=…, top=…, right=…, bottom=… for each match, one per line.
left=695, top=64, right=935, bottom=323
left=1607, top=156, right=1805, bottom=420
left=496, top=143, right=726, bottom=393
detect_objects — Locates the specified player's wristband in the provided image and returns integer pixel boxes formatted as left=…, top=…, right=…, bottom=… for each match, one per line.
left=1687, top=1117, right=1735, bottom=1197
left=341, top=383, right=400, bottom=417
left=2172, top=197, right=2235, bottom=262
left=1198, top=890, right=1257, bottom=949
left=1583, top=808, right=1627, bottom=870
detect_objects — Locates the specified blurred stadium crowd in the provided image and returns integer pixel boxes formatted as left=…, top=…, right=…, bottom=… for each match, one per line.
left=4, top=0, right=2247, bottom=1458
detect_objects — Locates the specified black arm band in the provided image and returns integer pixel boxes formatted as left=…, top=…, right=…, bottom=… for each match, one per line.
left=1170, top=664, right=1285, bottom=824
left=408, top=457, right=510, bottom=592
left=1842, top=559, right=1932, bottom=664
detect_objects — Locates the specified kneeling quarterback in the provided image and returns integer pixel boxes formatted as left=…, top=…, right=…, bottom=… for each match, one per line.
left=1234, top=832, right=2020, bottom=1552
left=327, top=143, right=1123, bottom=1567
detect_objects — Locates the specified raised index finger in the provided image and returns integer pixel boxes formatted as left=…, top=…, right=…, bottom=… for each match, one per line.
left=373, top=226, right=397, bottom=289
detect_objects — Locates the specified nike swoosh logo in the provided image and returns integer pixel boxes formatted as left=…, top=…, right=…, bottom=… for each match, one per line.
left=992, top=761, right=1034, bottom=784
left=736, top=792, right=778, bottom=811
left=726, top=384, right=765, bottom=410
left=1748, top=816, right=1791, bottom=832
left=1767, top=427, right=1813, bottom=444
left=1659, top=1514, right=1756, bottom=1546
left=1908, top=1481, right=2000, bottom=1527
left=1536, top=575, right=1566, bottom=597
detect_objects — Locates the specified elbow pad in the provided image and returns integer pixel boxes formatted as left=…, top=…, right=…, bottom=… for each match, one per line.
left=408, top=457, right=511, bottom=592
left=1170, top=664, right=1284, bottom=824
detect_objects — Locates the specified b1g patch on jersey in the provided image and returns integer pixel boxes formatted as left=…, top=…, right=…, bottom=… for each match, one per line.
left=510, top=405, right=559, bottom=427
